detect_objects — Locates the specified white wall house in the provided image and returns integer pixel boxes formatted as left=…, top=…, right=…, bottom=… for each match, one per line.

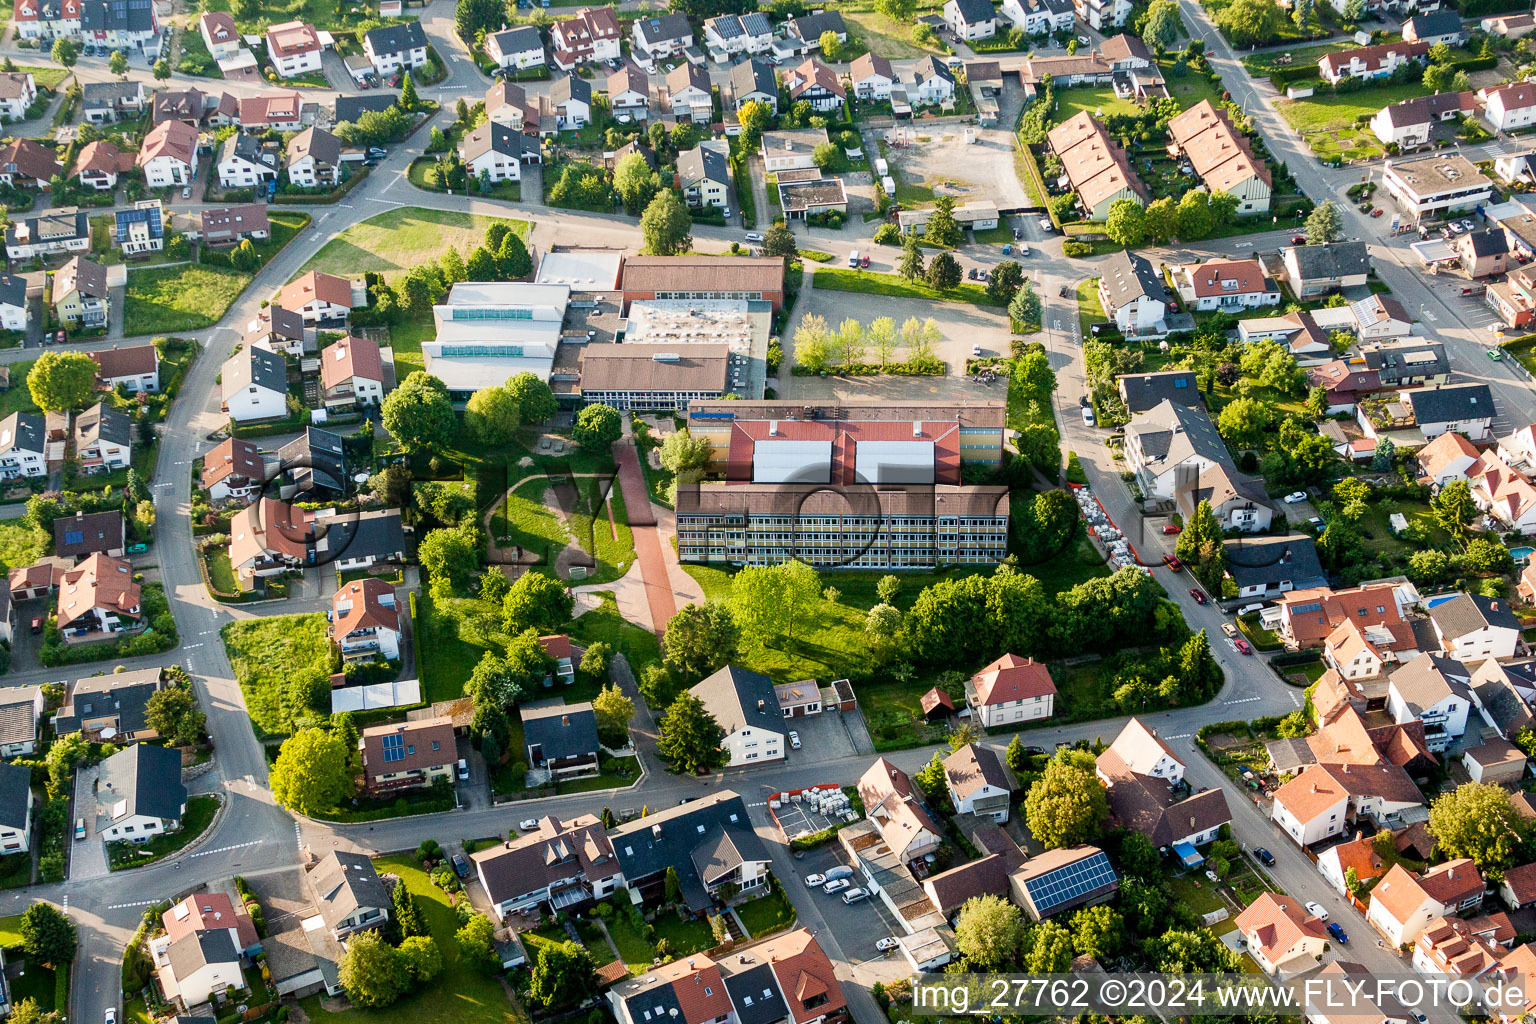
left=1387, top=655, right=1472, bottom=752
left=1366, top=862, right=1485, bottom=948
left=1427, top=593, right=1521, bottom=664
left=966, top=653, right=1056, bottom=728
left=690, top=666, right=787, bottom=767
left=363, top=21, right=429, bottom=74
left=944, top=0, right=998, bottom=40
left=486, top=26, right=544, bottom=70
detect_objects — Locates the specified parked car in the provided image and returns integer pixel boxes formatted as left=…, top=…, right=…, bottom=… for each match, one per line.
left=1235, top=637, right=1253, bottom=655
left=1283, top=490, right=1308, bottom=503
left=972, top=344, right=983, bottom=356
left=876, top=937, right=900, bottom=952
left=106, top=1010, right=116, bottom=1024
left=859, top=255, right=869, bottom=269
left=1190, top=588, right=1207, bottom=605
left=74, top=818, right=84, bottom=841
left=456, top=759, right=469, bottom=781
left=1162, top=555, right=1182, bottom=572
left=842, top=888, right=870, bottom=904
left=1291, top=235, right=1305, bottom=244
left=1327, top=922, right=1348, bottom=944
left=1081, top=407, right=1095, bottom=426
left=1253, top=847, right=1275, bottom=866
left=1307, top=516, right=1325, bottom=531
left=181, top=186, right=190, bottom=199
left=805, top=873, right=827, bottom=887
left=1491, top=349, right=1504, bottom=361
left=29, top=617, right=41, bottom=635
left=369, top=147, right=388, bottom=157
left=451, top=854, right=469, bottom=878
left=1162, top=523, right=1181, bottom=534
left=1305, top=901, right=1329, bottom=921
left=1221, top=623, right=1238, bottom=638
left=745, top=232, right=764, bottom=243
left=1039, top=217, right=1054, bottom=231
left=788, top=730, right=801, bottom=749
left=518, top=818, right=539, bottom=831
left=824, top=878, right=851, bottom=894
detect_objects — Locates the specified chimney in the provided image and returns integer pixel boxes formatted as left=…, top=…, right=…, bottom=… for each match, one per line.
left=1311, top=784, right=1318, bottom=793
left=561, top=715, right=570, bottom=727
left=652, top=823, right=662, bottom=838
left=757, top=699, right=765, bottom=712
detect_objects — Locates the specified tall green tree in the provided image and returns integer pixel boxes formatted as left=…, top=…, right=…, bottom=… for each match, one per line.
left=613, top=152, right=663, bottom=216
left=573, top=402, right=622, bottom=451
left=463, top=385, right=520, bottom=444
left=656, top=692, right=728, bottom=774
left=1428, top=782, right=1531, bottom=876
left=51, top=37, right=78, bottom=67
left=108, top=49, right=127, bottom=76
left=897, top=237, right=925, bottom=282
left=730, top=560, right=821, bottom=649
left=1009, top=279, right=1041, bottom=329
left=1104, top=199, right=1148, bottom=247
left=1431, top=479, right=1478, bottom=543
left=926, top=251, right=962, bottom=291
left=924, top=195, right=962, bottom=247
left=501, top=571, right=574, bottom=633
left=1143, top=0, right=1183, bottom=47
left=455, top=913, right=500, bottom=974
left=529, top=940, right=596, bottom=1008
left=640, top=190, right=693, bottom=255
left=144, top=685, right=205, bottom=746
left=27, top=351, right=97, bottom=411
left=986, top=261, right=1024, bottom=305
left=269, top=728, right=350, bottom=816
left=381, top=372, right=455, bottom=452
left=1305, top=199, right=1343, bottom=244
left=496, top=231, right=533, bottom=279
left=662, top=602, right=740, bottom=682
left=1176, top=498, right=1227, bottom=594
left=506, top=371, right=559, bottom=423
left=20, top=904, right=74, bottom=967
left=339, top=932, right=409, bottom=1008
left=953, top=895, right=1022, bottom=969
left=1024, top=756, right=1108, bottom=849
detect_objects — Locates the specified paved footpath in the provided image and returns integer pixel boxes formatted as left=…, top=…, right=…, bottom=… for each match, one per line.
left=612, top=441, right=678, bottom=636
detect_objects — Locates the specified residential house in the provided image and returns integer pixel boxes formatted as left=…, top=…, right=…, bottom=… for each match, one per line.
left=784, top=57, right=845, bottom=112
left=227, top=499, right=313, bottom=579
left=665, top=62, right=712, bottom=122
left=485, top=79, right=540, bottom=131
left=1418, top=430, right=1481, bottom=486
left=199, top=10, right=240, bottom=57
left=521, top=701, right=600, bottom=778
left=606, top=62, right=649, bottom=121
left=162, top=893, right=260, bottom=959
left=1001, top=0, right=1077, bottom=35
left=359, top=718, right=457, bottom=795
left=137, top=119, right=197, bottom=188
left=1282, top=241, right=1370, bottom=297
left=1370, top=91, right=1475, bottom=148
left=1429, top=592, right=1522, bottom=663
left=52, top=668, right=165, bottom=739
left=608, top=790, right=771, bottom=911
left=1224, top=534, right=1328, bottom=602
left=151, top=87, right=207, bottom=127
left=310, top=507, right=406, bottom=574
left=202, top=437, right=267, bottom=503
left=944, top=0, right=998, bottom=39
left=114, top=200, right=163, bottom=255
left=1270, top=760, right=1424, bottom=846
left=703, top=12, right=771, bottom=57
left=1011, top=846, right=1119, bottom=921
left=1383, top=153, right=1494, bottom=222
left=904, top=56, right=956, bottom=107
left=1403, top=8, right=1465, bottom=43
left=279, top=271, right=356, bottom=324
left=460, top=120, right=539, bottom=183
left=307, top=851, right=389, bottom=939
left=1307, top=358, right=1381, bottom=414
left=1498, top=423, right=1536, bottom=474
left=943, top=743, right=1013, bottom=823
left=1387, top=653, right=1472, bottom=751
left=220, top=347, right=288, bottom=423
left=472, top=813, right=622, bottom=919
left=71, top=139, right=132, bottom=190
left=550, top=73, right=592, bottom=128
left=1049, top=112, right=1148, bottom=220
left=849, top=53, right=895, bottom=100
left=676, top=143, right=729, bottom=208
left=1483, top=11, right=1535, bottom=36
left=54, top=510, right=124, bottom=559
left=1368, top=860, right=1486, bottom=946
left=56, top=552, right=139, bottom=635
left=1171, top=256, right=1281, bottom=311
left=243, top=305, right=307, bottom=357
left=319, top=335, right=385, bottom=409
left=1166, top=99, right=1273, bottom=214
left=1271, top=582, right=1418, bottom=651
left=157, top=930, right=244, bottom=1010
left=96, top=743, right=186, bottom=843
left=629, top=13, right=692, bottom=65
left=265, top=21, right=323, bottom=79
left=1117, top=369, right=1203, bottom=413
left=217, top=133, right=279, bottom=189
left=1096, top=718, right=1233, bottom=853
left=785, top=11, right=847, bottom=50
left=486, top=26, right=544, bottom=71
left=0, top=764, right=30, bottom=854
left=73, top=402, right=130, bottom=472
left=1466, top=450, right=1536, bottom=535
left=1347, top=294, right=1415, bottom=341
left=238, top=92, right=303, bottom=132
left=689, top=665, right=786, bottom=766
left=1460, top=228, right=1512, bottom=278
left=1097, top=249, right=1166, bottom=336
left=1483, top=82, right=1536, bottom=132
left=0, top=687, right=44, bottom=758
left=965, top=652, right=1056, bottom=727
left=1234, top=893, right=1328, bottom=975
left=0, top=413, right=45, bottom=479
left=549, top=7, right=622, bottom=71
left=12, top=0, right=80, bottom=41
left=1404, top=383, right=1496, bottom=441
left=81, top=0, right=160, bottom=51
left=0, top=138, right=62, bottom=189
left=330, top=578, right=400, bottom=663
left=0, top=72, right=36, bottom=120
left=201, top=204, right=270, bottom=247
left=285, top=126, right=340, bottom=189
left=1318, top=41, right=1430, bottom=83
left=727, top=57, right=776, bottom=113
left=1362, top=338, right=1450, bottom=388
left=362, top=21, right=427, bottom=75
left=856, top=758, right=944, bottom=867
left=1174, top=462, right=1277, bottom=533
left=0, top=275, right=23, bottom=333
left=1123, top=399, right=1227, bottom=499
left=760, top=127, right=828, bottom=172
left=1074, top=0, right=1132, bottom=31
left=274, top=426, right=347, bottom=498
left=1463, top=738, right=1527, bottom=784
left=1317, top=831, right=1392, bottom=896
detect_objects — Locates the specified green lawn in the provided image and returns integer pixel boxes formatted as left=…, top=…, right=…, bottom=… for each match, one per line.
left=297, top=208, right=531, bottom=286
left=1077, top=279, right=1108, bottom=337
left=1049, top=87, right=1144, bottom=126
left=736, top=888, right=796, bottom=937
left=1019, top=520, right=1111, bottom=597
left=109, top=795, right=219, bottom=870
left=389, top=309, right=434, bottom=378
left=1355, top=498, right=1453, bottom=555
left=1241, top=42, right=1356, bottom=75
left=0, top=913, right=26, bottom=949
left=221, top=613, right=333, bottom=736
left=491, top=474, right=633, bottom=586
left=1278, top=82, right=1433, bottom=135
left=493, top=477, right=570, bottom=563
left=414, top=588, right=486, bottom=706
left=607, top=912, right=716, bottom=975
left=123, top=264, right=253, bottom=337
left=563, top=592, right=662, bottom=674
left=0, top=360, right=37, bottom=417
left=0, top=519, right=47, bottom=572
left=810, top=266, right=1003, bottom=307
left=861, top=676, right=962, bottom=751
left=302, top=855, right=528, bottom=1024
left=205, top=550, right=241, bottom=596
left=8, top=960, right=57, bottom=1009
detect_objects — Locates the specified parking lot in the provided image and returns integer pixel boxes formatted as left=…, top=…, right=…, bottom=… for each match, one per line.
left=788, top=843, right=905, bottom=964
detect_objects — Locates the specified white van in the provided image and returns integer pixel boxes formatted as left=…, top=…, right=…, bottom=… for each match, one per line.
left=848, top=249, right=860, bottom=268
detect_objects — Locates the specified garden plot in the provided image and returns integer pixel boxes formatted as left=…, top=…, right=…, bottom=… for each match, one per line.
left=885, top=123, right=1031, bottom=211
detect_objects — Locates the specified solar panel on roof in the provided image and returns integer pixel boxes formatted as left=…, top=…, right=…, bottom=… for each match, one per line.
left=381, top=732, right=405, bottom=762
left=1022, top=851, right=1117, bottom=913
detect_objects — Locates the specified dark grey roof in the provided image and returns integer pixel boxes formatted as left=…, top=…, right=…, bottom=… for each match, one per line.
left=914, top=54, right=954, bottom=83
left=167, top=928, right=239, bottom=980
left=82, top=0, right=155, bottom=33
left=723, top=962, right=788, bottom=1024
left=1407, top=383, right=1494, bottom=425
left=335, top=93, right=398, bottom=125
left=690, top=665, right=787, bottom=738
left=54, top=510, right=124, bottom=558
left=268, top=306, right=305, bottom=342
left=312, top=508, right=406, bottom=564
left=1125, top=400, right=1228, bottom=470
left=1099, top=250, right=1161, bottom=308
left=1362, top=339, right=1448, bottom=383
left=1407, top=9, right=1463, bottom=35
left=789, top=10, right=846, bottom=38
left=1288, top=241, right=1370, bottom=281
left=708, top=13, right=744, bottom=38
left=0, top=273, right=25, bottom=310
left=740, top=11, right=771, bottom=35
left=0, top=413, right=42, bottom=457
left=222, top=132, right=278, bottom=171
left=633, top=12, right=691, bottom=44
left=278, top=426, right=346, bottom=494
left=364, top=20, right=427, bottom=56
left=100, top=743, right=187, bottom=823
left=461, top=120, right=538, bottom=162
left=55, top=669, right=164, bottom=736
left=551, top=73, right=592, bottom=106
left=678, top=145, right=729, bottom=189
left=1467, top=229, right=1510, bottom=258
left=76, top=402, right=131, bottom=448
left=0, top=762, right=29, bottom=830
left=1118, top=370, right=1202, bottom=413
left=949, top=0, right=996, bottom=25
left=609, top=791, right=767, bottom=912
left=1222, top=535, right=1327, bottom=591
left=1430, top=592, right=1521, bottom=638
left=1474, top=665, right=1536, bottom=736
left=521, top=701, right=600, bottom=763
left=730, top=58, right=776, bottom=101
left=622, top=982, right=684, bottom=1024
left=288, top=126, right=342, bottom=169
left=229, top=347, right=287, bottom=395
left=6, top=210, right=88, bottom=248
left=310, top=851, right=389, bottom=931
left=83, top=80, right=143, bottom=107
left=489, top=25, right=541, bottom=53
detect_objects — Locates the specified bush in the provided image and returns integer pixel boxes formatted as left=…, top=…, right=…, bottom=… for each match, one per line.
left=873, top=223, right=900, bottom=245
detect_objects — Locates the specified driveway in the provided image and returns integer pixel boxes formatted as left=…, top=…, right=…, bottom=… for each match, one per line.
left=783, top=706, right=858, bottom=763
left=70, top=766, right=109, bottom=880
left=789, top=844, right=906, bottom=964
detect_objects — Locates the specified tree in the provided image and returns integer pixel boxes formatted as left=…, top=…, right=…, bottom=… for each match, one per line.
left=1429, top=782, right=1530, bottom=875
left=593, top=683, right=635, bottom=740
left=21, top=903, right=74, bottom=967
left=736, top=100, right=773, bottom=150
left=50, top=37, right=78, bottom=66
left=502, top=571, right=574, bottom=634
left=953, top=894, right=1022, bottom=970
left=506, top=371, right=558, bottom=424
left=574, top=403, right=622, bottom=451
left=663, top=602, right=740, bottom=682
left=641, top=190, right=692, bottom=255
left=28, top=351, right=98, bottom=411
left=270, top=728, right=350, bottom=816
left=1212, top=0, right=1283, bottom=47
left=819, top=29, right=842, bottom=59
left=731, top=560, right=821, bottom=649
left=152, top=58, right=171, bottom=80
left=664, top=865, right=682, bottom=904
left=8, top=1000, right=60, bottom=1024
left=1010, top=279, right=1041, bottom=329
left=1105, top=198, right=1148, bottom=247
left=761, top=223, right=797, bottom=260
left=864, top=603, right=902, bottom=659
left=144, top=685, right=205, bottom=747
left=1144, top=0, right=1183, bottom=47
left=464, top=651, right=526, bottom=711
left=986, top=261, right=1024, bottom=305
left=877, top=0, right=916, bottom=18
left=1431, top=479, right=1478, bottom=543
left=877, top=574, right=902, bottom=605
left=1176, top=189, right=1218, bottom=240
left=105, top=48, right=126, bottom=76
left=1022, top=920, right=1076, bottom=973
left=658, top=431, right=714, bottom=483
left=399, top=70, right=420, bottom=111
left=580, top=642, right=612, bottom=679
left=897, top=237, right=925, bottom=282
left=464, top=385, right=520, bottom=444
left=1306, top=200, right=1344, bottom=244
left=926, top=196, right=963, bottom=247
left=530, top=940, right=596, bottom=1008
left=926, top=251, right=962, bottom=291
left=1343, top=0, right=1365, bottom=17
left=417, top=524, right=480, bottom=598
left=656, top=692, right=728, bottom=774
left=455, top=913, right=500, bottom=974
left=1024, top=756, right=1107, bottom=849
left=614, top=152, right=663, bottom=216
left=381, top=372, right=454, bottom=452
left=1217, top=396, right=1272, bottom=446
left=1014, top=349, right=1056, bottom=399
left=810, top=140, right=839, bottom=170
left=338, top=932, right=407, bottom=1008
left=496, top=231, right=533, bottom=280
left=396, top=935, right=442, bottom=986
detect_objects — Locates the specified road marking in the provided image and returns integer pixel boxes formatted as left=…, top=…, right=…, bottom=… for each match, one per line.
left=107, top=899, right=156, bottom=910
left=1224, top=696, right=1263, bottom=705
left=1233, top=241, right=1253, bottom=249
left=366, top=197, right=406, bottom=206
left=295, top=823, right=303, bottom=849
left=183, top=642, right=203, bottom=650
left=748, top=801, right=766, bottom=807
left=1163, top=733, right=1192, bottom=740
left=1422, top=309, right=1438, bottom=322
left=191, top=839, right=263, bottom=858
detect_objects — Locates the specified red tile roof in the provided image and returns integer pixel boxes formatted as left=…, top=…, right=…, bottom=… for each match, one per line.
left=970, top=653, right=1056, bottom=706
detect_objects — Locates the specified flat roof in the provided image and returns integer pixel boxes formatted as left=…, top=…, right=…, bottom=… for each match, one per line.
left=536, top=249, right=624, bottom=290
left=422, top=352, right=557, bottom=392
left=624, top=299, right=769, bottom=351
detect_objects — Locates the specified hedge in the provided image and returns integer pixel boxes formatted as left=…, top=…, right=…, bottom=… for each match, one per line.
left=272, top=166, right=371, bottom=204
left=1269, top=65, right=1324, bottom=85
left=312, top=792, right=453, bottom=822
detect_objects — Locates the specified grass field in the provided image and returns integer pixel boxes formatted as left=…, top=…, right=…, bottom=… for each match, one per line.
left=810, top=266, right=1003, bottom=307
left=221, top=613, right=333, bottom=736
left=0, top=360, right=35, bottom=418
left=1277, top=82, right=1434, bottom=161
left=302, top=855, right=528, bottom=1024
left=0, top=520, right=46, bottom=572
left=1240, top=41, right=1355, bottom=75
left=123, top=264, right=253, bottom=337
left=492, top=475, right=634, bottom=586
left=1077, top=279, right=1108, bottom=337
left=609, top=913, right=716, bottom=976
left=297, top=207, right=531, bottom=285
